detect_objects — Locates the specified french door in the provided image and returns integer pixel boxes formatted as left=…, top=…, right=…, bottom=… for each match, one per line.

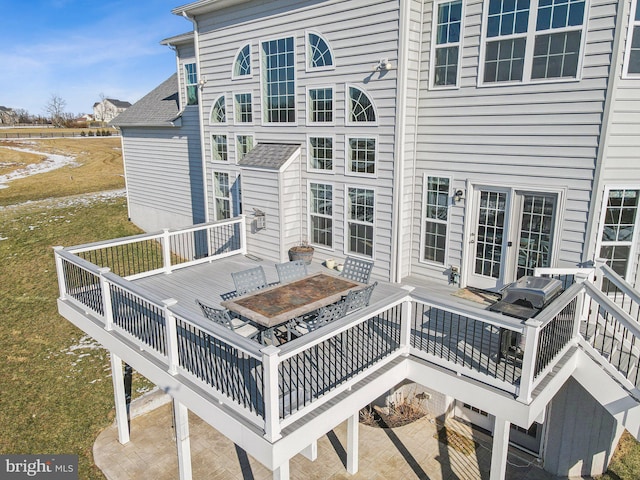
left=467, top=187, right=557, bottom=291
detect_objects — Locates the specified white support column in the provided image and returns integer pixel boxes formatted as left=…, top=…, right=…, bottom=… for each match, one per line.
left=163, top=298, right=179, bottom=374
left=516, top=319, right=542, bottom=404
left=109, top=353, right=130, bottom=444
left=272, top=460, right=289, bottom=480
left=162, top=229, right=172, bottom=273
left=300, top=441, right=317, bottom=461
left=399, top=295, right=413, bottom=354
left=262, top=345, right=282, bottom=442
left=173, top=400, right=193, bottom=480
left=99, top=268, right=113, bottom=330
left=490, top=416, right=510, bottom=480
left=347, top=412, right=359, bottom=474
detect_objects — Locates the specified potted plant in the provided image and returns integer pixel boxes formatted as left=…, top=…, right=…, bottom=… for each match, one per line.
left=288, top=241, right=315, bottom=265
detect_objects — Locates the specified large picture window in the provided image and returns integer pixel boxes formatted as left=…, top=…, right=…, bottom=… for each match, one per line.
left=481, top=0, right=586, bottom=84
left=184, top=63, right=198, bottom=106
left=347, top=187, right=375, bottom=258
left=625, top=0, right=640, bottom=76
left=422, top=176, right=450, bottom=264
left=599, top=188, right=640, bottom=279
left=262, top=36, right=295, bottom=123
left=432, top=0, right=463, bottom=87
left=309, top=183, right=333, bottom=248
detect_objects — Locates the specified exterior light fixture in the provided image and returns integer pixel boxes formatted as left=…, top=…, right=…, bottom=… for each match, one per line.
left=372, top=58, right=393, bottom=71
left=453, top=189, right=464, bottom=203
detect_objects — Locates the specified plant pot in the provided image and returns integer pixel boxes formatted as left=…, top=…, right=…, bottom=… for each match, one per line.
left=325, top=258, right=335, bottom=269
left=336, top=263, right=344, bottom=272
left=288, top=245, right=314, bottom=265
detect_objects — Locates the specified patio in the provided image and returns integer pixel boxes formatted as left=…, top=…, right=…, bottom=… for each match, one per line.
left=94, top=390, right=560, bottom=480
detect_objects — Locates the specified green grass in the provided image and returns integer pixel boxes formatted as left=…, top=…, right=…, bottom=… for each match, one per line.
left=0, top=196, right=151, bottom=479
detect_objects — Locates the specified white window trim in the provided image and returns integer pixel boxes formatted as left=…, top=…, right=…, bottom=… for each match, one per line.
left=307, top=179, right=336, bottom=251
left=345, top=84, right=379, bottom=126
left=305, top=30, right=336, bottom=73
left=233, top=91, right=254, bottom=125
left=260, top=34, right=298, bottom=126
left=307, top=134, right=336, bottom=173
left=594, top=185, right=640, bottom=280
left=344, top=134, right=379, bottom=179
left=624, top=0, right=640, bottom=77
left=210, top=133, right=229, bottom=163
left=344, top=184, right=376, bottom=260
left=429, top=0, right=465, bottom=90
left=184, top=62, right=199, bottom=107
left=477, top=0, right=589, bottom=87
left=306, top=85, right=336, bottom=126
left=212, top=170, right=233, bottom=221
left=419, top=173, right=452, bottom=266
left=209, top=94, right=228, bottom=125
left=235, top=133, right=256, bottom=163
left=232, top=42, right=252, bottom=80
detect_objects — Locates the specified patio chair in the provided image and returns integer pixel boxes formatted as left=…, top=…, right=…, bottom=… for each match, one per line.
left=292, top=299, right=348, bottom=337
left=340, top=256, right=374, bottom=284
left=343, top=281, right=378, bottom=313
left=275, top=260, right=308, bottom=284
left=231, top=266, right=268, bottom=296
left=196, top=299, right=259, bottom=339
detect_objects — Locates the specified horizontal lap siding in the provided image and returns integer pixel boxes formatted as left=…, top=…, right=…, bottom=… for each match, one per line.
left=122, top=109, right=204, bottom=232
left=194, top=0, right=400, bottom=280
left=408, top=0, right=614, bottom=283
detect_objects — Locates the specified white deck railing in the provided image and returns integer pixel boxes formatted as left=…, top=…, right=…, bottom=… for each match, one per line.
left=54, top=227, right=640, bottom=441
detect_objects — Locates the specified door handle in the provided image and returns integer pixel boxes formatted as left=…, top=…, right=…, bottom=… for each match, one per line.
left=507, top=241, right=513, bottom=247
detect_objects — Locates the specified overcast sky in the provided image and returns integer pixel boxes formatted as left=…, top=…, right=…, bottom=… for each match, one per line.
left=0, top=0, right=191, bottom=116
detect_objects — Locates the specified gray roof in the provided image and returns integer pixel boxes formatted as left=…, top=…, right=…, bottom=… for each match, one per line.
left=238, top=143, right=301, bottom=170
left=110, top=74, right=180, bottom=128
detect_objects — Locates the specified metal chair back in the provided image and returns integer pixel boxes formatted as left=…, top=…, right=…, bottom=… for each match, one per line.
left=231, top=266, right=268, bottom=295
left=314, top=300, right=348, bottom=327
left=340, top=256, right=374, bottom=284
left=275, top=260, right=308, bottom=284
left=196, top=299, right=233, bottom=328
left=344, top=281, right=378, bottom=313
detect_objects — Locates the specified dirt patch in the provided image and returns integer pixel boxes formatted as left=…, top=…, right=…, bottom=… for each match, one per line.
left=434, top=426, right=479, bottom=456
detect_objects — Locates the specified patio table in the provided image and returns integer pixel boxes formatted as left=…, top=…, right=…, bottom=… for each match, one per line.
left=220, top=272, right=362, bottom=329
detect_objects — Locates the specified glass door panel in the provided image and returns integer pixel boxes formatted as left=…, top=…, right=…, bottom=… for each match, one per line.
left=470, top=190, right=508, bottom=289
left=516, top=193, right=556, bottom=278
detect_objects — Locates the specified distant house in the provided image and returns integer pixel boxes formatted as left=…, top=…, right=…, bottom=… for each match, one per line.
left=93, top=98, right=131, bottom=124
left=0, top=106, right=17, bottom=125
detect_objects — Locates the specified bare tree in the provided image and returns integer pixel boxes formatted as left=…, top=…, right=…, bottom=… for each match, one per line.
left=44, top=94, right=67, bottom=127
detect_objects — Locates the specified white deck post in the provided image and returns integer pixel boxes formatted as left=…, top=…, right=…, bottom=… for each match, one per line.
left=262, top=345, right=282, bottom=442
left=516, top=319, right=542, bottom=403
left=173, top=399, right=193, bottom=480
left=300, top=441, right=318, bottom=461
left=347, top=412, right=359, bottom=474
left=272, top=461, right=289, bottom=480
left=240, top=215, right=248, bottom=255
left=490, top=416, right=510, bottom=480
left=399, top=296, right=413, bottom=353
left=99, top=268, right=113, bottom=330
left=53, top=246, right=67, bottom=300
left=162, top=229, right=172, bottom=273
left=163, top=298, right=179, bottom=374
left=109, top=352, right=130, bottom=444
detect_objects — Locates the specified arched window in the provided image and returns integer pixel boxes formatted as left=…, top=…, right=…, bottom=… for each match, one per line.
left=348, top=86, right=376, bottom=123
left=233, top=43, right=251, bottom=78
left=307, top=32, right=334, bottom=70
left=210, top=95, right=226, bottom=123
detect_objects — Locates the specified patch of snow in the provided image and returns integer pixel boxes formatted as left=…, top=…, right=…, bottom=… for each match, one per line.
left=0, top=146, right=77, bottom=189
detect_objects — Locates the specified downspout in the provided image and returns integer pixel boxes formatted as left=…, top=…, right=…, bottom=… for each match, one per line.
left=181, top=10, right=211, bottom=223
left=391, top=0, right=412, bottom=283
left=118, top=129, right=132, bottom=221
left=582, top=0, right=627, bottom=263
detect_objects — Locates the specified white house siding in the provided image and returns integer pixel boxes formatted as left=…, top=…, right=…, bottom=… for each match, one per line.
left=192, top=0, right=401, bottom=280
left=406, top=0, right=616, bottom=285
left=121, top=112, right=204, bottom=232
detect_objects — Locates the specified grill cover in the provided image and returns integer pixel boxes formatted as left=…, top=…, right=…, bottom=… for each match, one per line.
left=500, top=276, right=563, bottom=309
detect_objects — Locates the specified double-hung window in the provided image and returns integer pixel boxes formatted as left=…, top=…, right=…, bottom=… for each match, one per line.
left=309, top=136, right=333, bottom=171
left=347, top=187, right=375, bottom=258
left=262, top=36, right=296, bottom=123
left=422, top=176, right=450, bottom=264
left=432, top=0, right=463, bottom=87
left=236, top=135, right=254, bottom=161
left=308, top=87, right=334, bottom=124
left=598, top=188, right=640, bottom=280
left=184, top=63, right=198, bottom=105
left=625, top=0, right=640, bottom=76
left=309, top=183, right=333, bottom=248
left=481, top=0, right=586, bottom=84
left=214, top=172, right=232, bottom=220
left=234, top=93, right=253, bottom=123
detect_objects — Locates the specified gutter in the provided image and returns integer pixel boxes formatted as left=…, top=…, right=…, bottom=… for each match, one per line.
left=180, top=10, right=211, bottom=223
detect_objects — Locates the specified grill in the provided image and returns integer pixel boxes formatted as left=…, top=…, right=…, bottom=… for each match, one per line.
left=489, top=276, right=564, bottom=361
left=489, top=276, right=563, bottom=320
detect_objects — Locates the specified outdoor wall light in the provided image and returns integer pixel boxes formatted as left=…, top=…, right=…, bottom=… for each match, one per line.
left=453, top=189, right=464, bottom=203
left=372, top=58, right=393, bottom=71
left=198, top=76, right=207, bottom=88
